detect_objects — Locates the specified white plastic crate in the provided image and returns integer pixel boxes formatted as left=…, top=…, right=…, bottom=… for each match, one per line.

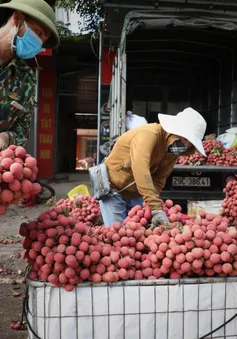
left=26, top=278, right=237, bottom=339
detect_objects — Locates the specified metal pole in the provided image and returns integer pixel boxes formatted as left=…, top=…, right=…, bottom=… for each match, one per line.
left=230, top=49, right=234, bottom=127
left=96, top=29, right=103, bottom=165
left=53, top=73, right=60, bottom=177
left=33, top=68, right=40, bottom=159
left=121, top=51, right=127, bottom=134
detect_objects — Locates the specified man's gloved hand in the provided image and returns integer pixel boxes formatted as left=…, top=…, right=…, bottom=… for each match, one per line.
left=0, top=133, right=9, bottom=150
left=150, top=210, right=169, bottom=230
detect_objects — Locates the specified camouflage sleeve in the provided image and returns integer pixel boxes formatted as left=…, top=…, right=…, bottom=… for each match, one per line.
left=7, top=108, right=33, bottom=146
left=7, top=69, right=36, bottom=147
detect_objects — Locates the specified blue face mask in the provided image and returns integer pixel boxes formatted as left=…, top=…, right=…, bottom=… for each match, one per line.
left=12, top=24, right=43, bottom=60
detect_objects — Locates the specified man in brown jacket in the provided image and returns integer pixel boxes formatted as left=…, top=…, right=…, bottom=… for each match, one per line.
left=100, top=107, right=207, bottom=228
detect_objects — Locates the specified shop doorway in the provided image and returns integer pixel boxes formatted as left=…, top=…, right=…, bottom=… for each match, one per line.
left=76, top=129, right=97, bottom=170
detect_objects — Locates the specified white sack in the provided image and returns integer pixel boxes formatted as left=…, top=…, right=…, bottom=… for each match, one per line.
left=217, top=132, right=237, bottom=148
left=126, top=111, right=148, bottom=130
left=226, top=127, right=237, bottom=134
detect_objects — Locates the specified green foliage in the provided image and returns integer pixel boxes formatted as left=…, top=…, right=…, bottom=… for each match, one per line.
left=56, top=19, right=91, bottom=42
left=55, top=0, right=103, bottom=32
left=60, top=33, right=91, bottom=42
left=55, top=0, right=78, bottom=11
left=56, top=20, right=73, bottom=36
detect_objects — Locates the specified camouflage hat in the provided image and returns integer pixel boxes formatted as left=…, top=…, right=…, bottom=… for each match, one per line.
left=0, top=0, right=60, bottom=49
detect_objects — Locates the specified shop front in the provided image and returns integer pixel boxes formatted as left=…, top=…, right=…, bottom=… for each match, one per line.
left=76, top=129, right=97, bottom=170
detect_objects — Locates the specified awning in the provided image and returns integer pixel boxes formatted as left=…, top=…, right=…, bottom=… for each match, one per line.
left=120, top=10, right=237, bottom=51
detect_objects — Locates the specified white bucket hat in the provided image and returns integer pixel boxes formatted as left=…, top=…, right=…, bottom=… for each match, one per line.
left=158, top=107, right=207, bottom=156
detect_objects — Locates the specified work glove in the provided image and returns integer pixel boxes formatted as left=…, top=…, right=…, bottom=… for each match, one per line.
left=0, top=132, right=9, bottom=150
left=150, top=210, right=169, bottom=230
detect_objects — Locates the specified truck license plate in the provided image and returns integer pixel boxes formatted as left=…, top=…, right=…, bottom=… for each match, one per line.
left=172, top=177, right=211, bottom=187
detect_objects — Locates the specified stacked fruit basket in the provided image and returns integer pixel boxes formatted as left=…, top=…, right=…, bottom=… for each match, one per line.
left=177, top=140, right=237, bottom=167
left=18, top=193, right=237, bottom=339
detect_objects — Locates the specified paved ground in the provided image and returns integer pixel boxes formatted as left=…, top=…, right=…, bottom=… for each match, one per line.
left=0, top=172, right=90, bottom=339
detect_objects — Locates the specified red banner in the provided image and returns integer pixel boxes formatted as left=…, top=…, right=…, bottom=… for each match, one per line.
left=37, top=71, right=56, bottom=179
left=101, top=49, right=116, bottom=85
left=38, top=49, right=52, bottom=56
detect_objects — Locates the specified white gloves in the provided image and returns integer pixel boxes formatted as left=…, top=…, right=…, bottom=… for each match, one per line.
left=0, top=132, right=9, bottom=150
left=150, top=210, right=169, bottom=230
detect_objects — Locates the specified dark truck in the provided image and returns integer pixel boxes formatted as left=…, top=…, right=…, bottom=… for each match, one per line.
left=99, top=1, right=237, bottom=210
left=161, top=165, right=236, bottom=211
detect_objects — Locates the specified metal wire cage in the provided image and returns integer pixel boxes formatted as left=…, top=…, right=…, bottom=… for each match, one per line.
left=26, top=277, right=237, bottom=339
